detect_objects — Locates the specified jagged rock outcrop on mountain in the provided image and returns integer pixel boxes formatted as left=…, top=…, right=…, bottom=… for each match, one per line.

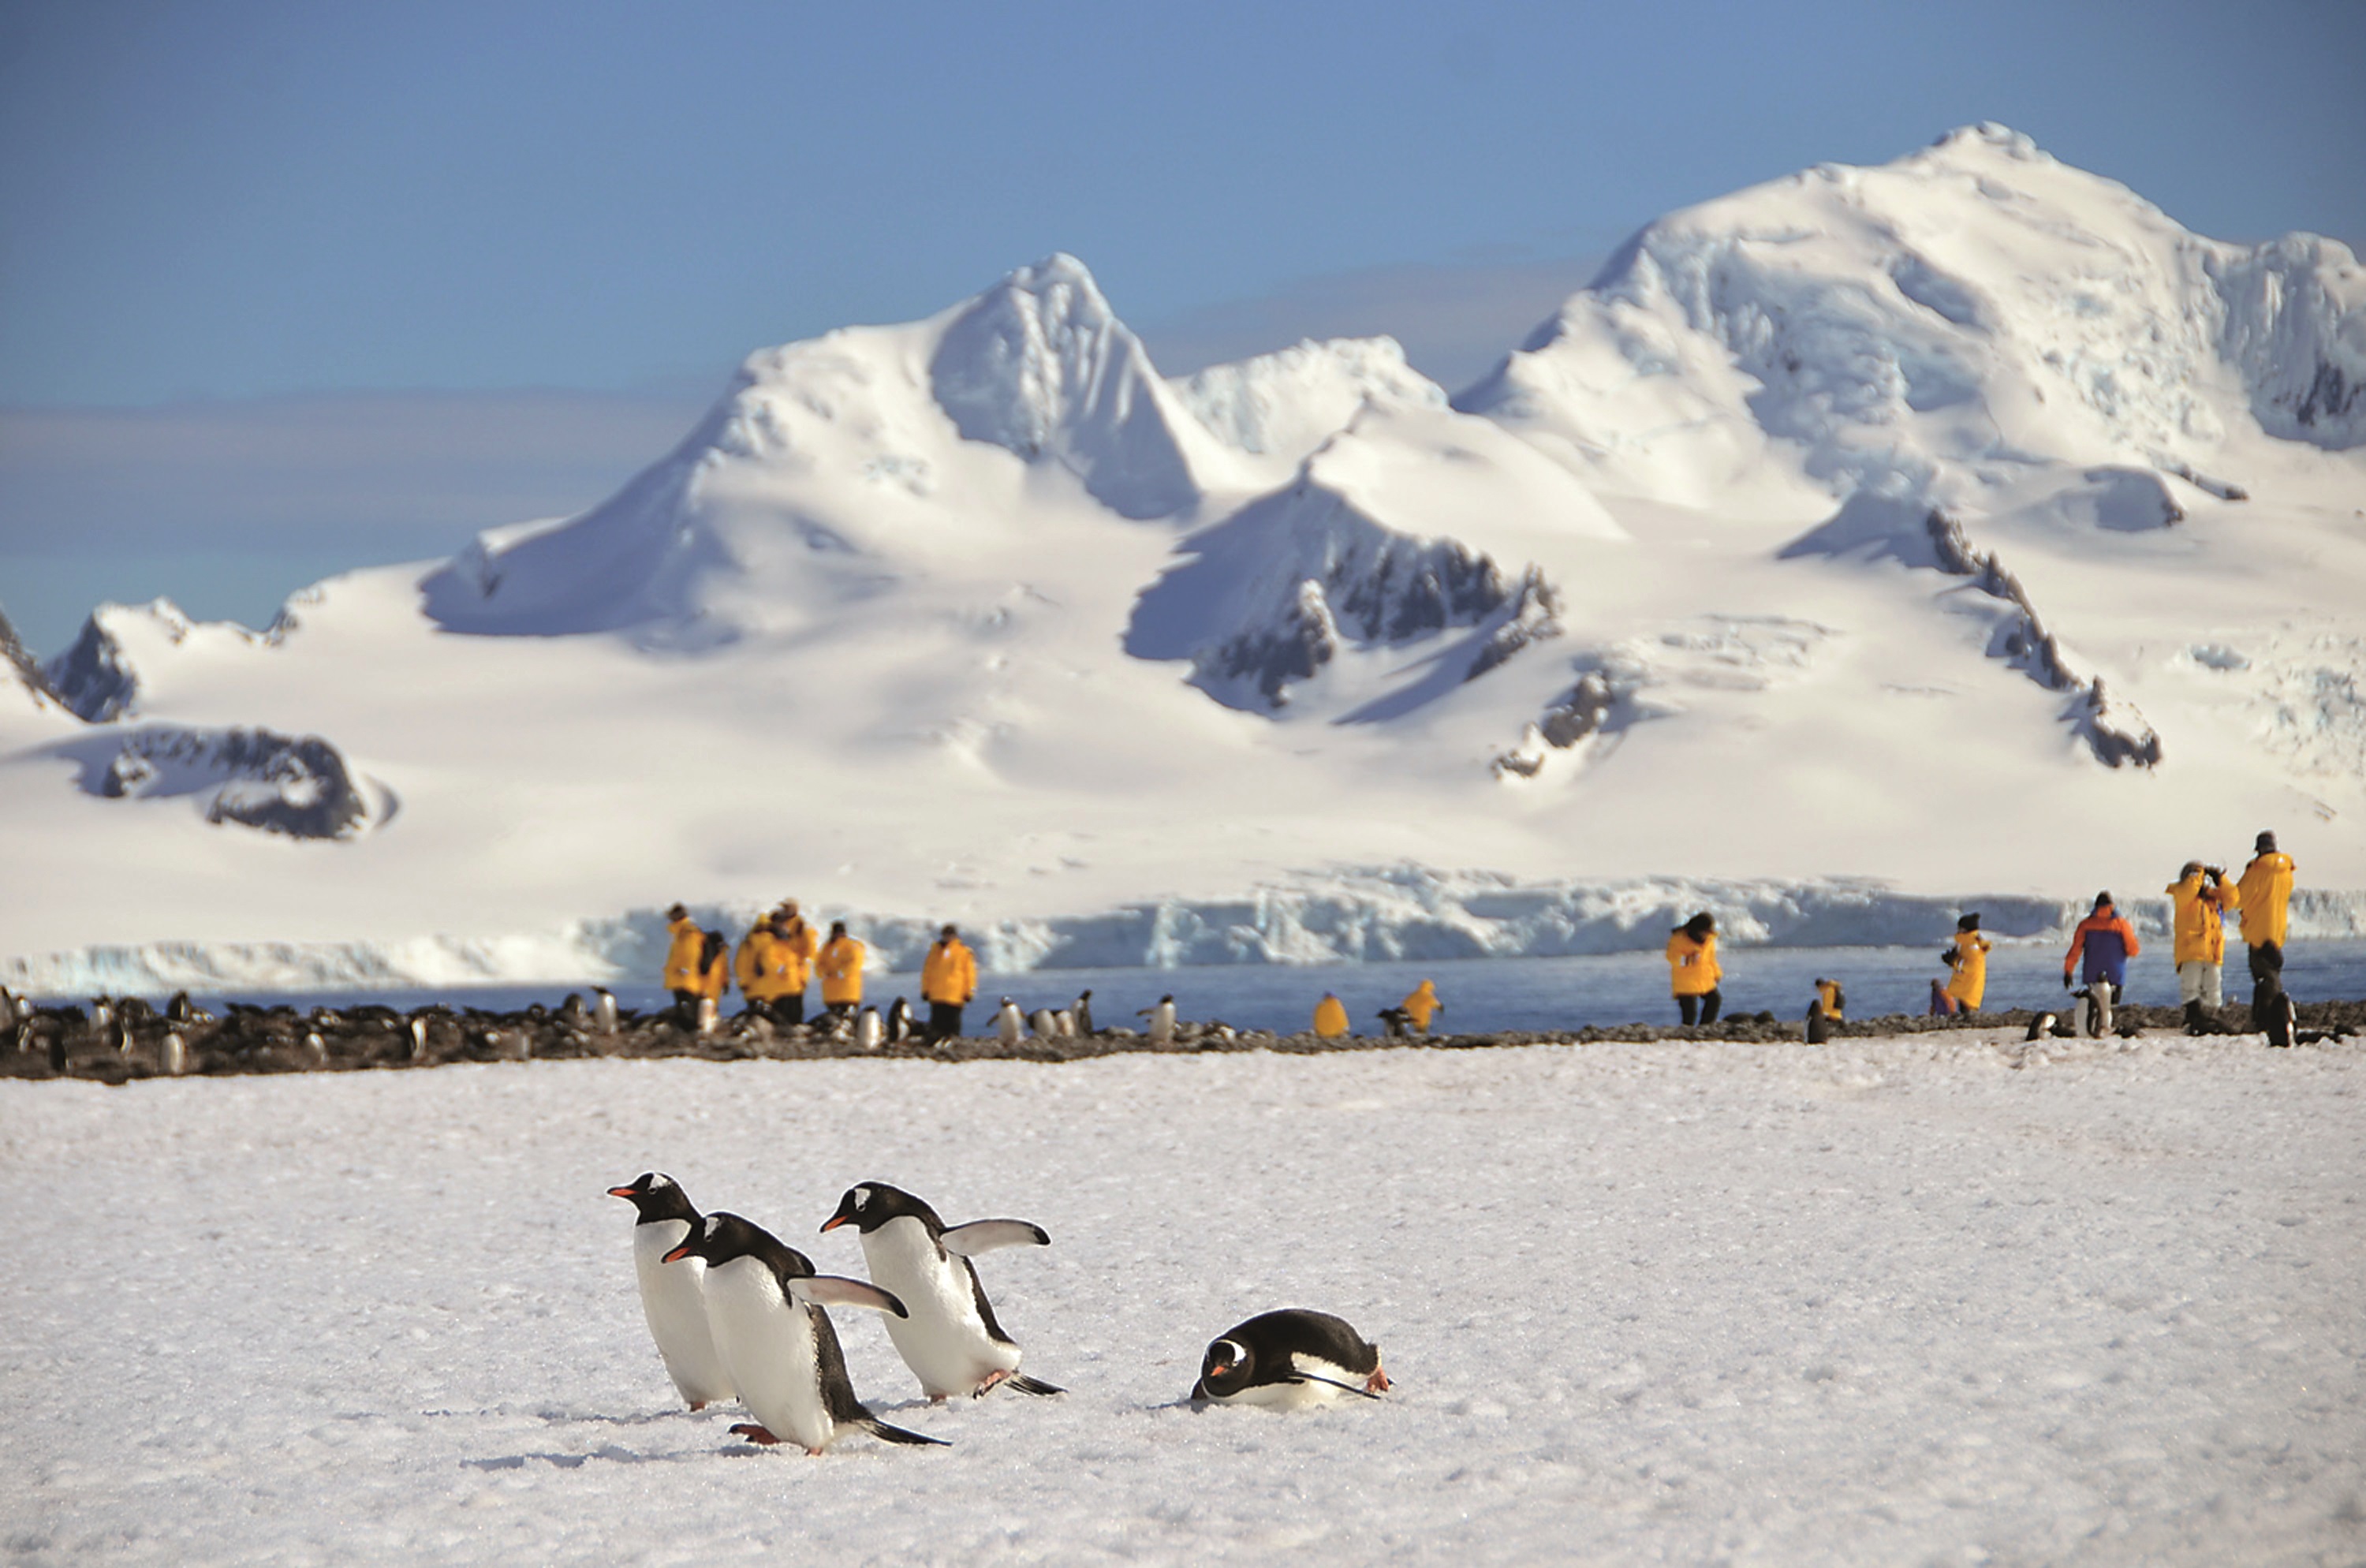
left=80, top=726, right=386, bottom=839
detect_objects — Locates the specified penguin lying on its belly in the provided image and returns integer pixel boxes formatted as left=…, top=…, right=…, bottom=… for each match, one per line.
left=1191, top=1309, right=1391, bottom=1409
left=665, top=1211, right=945, bottom=1455
left=821, top=1182, right=1062, bottom=1402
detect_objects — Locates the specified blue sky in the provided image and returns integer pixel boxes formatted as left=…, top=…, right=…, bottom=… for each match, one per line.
left=2, top=0, right=2361, bottom=651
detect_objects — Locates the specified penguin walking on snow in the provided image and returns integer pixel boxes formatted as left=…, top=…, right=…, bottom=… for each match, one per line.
left=1140, top=995, right=1176, bottom=1046
left=820, top=1182, right=1062, bottom=1401
left=664, top=1211, right=943, bottom=1454
left=606, top=1173, right=736, bottom=1411
left=1191, top=1309, right=1391, bottom=1409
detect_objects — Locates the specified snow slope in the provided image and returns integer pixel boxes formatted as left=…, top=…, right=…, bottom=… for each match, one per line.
left=4, top=126, right=2362, bottom=976
left=3, top=1036, right=2358, bottom=1563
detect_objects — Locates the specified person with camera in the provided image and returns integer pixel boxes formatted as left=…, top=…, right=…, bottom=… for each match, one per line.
left=2165, top=861, right=2240, bottom=1032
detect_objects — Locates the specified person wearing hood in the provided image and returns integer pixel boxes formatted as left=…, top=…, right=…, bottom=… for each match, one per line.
left=1666, top=913, right=1722, bottom=1025
left=1942, top=913, right=1992, bottom=1014
left=734, top=913, right=805, bottom=1023
left=661, top=904, right=705, bottom=1014
left=816, top=920, right=865, bottom=1019
left=920, top=924, right=976, bottom=1043
left=2063, top=893, right=2140, bottom=1002
left=2166, top=860, right=2240, bottom=1032
left=1398, top=980, right=1442, bottom=1036
left=2235, top=831, right=2297, bottom=1006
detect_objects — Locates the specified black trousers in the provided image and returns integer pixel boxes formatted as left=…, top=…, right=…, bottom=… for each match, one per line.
left=927, top=1002, right=965, bottom=1043
left=1678, top=988, right=1722, bottom=1026
left=767, top=993, right=806, bottom=1027
left=2247, top=941, right=2284, bottom=991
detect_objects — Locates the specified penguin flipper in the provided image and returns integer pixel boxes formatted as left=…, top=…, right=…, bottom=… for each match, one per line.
left=860, top=1417, right=950, bottom=1447
left=789, top=1275, right=910, bottom=1317
left=1288, top=1373, right=1386, bottom=1401
left=1002, top=1373, right=1065, bottom=1397
left=940, top=1219, right=1052, bottom=1256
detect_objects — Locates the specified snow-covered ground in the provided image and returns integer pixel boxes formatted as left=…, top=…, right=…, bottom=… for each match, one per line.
left=5, top=1035, right=2358, bottom=1564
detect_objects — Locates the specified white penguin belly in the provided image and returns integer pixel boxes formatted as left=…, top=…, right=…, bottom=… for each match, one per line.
left=1220, top=1354, right=1361, bottom=1410
left=632, top=1222, right=733, bottom=1406
left=862, top=1221, right=1018, bottom=1397
left=700, top=1257, right=834, bottom=1451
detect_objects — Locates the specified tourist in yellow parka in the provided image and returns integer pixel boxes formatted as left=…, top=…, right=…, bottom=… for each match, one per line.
left=920, top=924, right=976, bottom=1043
left=661, top=904, right=704, bottom=1006
left=1666, top=912, right=1722, bottom=1025
left=1398, top=980, right=1442, bottom=1035
left=1313, top=992, right=1349, bottom=1038
left=2167, top=861, right=2239, bottom=1025
left=2236, top=831, right=2297, bottom=1002
left=816, top=920, right=865, bottom=1017
left=735, top=915, right=806, bottom=1023
left=1943, top=913, right=1991, bottom=1013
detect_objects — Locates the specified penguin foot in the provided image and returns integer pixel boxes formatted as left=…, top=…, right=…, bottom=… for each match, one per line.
left=1366, top=1365, right=1392, bottom=1394
left=975, top=1368, right=1012, bottom=1397
left=689, top=1401, right=710, bottom=1412
left=730, top=1423, right=783, bottom=1446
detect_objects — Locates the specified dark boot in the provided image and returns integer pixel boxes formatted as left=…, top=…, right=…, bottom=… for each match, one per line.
left=2182, top=1000, right=2205, bottom=1036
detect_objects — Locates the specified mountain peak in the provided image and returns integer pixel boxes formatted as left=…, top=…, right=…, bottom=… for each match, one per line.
left=928, top=254, right=1206, bottom=518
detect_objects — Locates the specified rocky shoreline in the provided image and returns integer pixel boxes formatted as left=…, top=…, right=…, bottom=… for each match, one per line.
left=5, top=991, right=2360, bottom=1085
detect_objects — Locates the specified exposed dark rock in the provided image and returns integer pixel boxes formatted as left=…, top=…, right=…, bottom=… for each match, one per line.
left=44, top=614, right=140, bottom=722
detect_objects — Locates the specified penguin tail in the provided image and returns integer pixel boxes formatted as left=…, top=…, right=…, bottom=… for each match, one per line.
left=1005, top=1373, right=1065, bottom=1398
left=860, top=1417, right=950, bottom=1447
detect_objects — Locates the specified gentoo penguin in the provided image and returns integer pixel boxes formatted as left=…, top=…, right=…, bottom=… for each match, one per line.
left=408, top=1016, right=430, bottom=1062
left=1072, top=989, right=1095, bottom=1036
left=592, top=987, right=619, bottom=1035
left=885, top=997, right=914, bottom=1043
left=1191, top=1309, right=1391, bottom=1409
left=2025, top=1013, right=2057, bottom=1042
left=663, top=1211, right=942, bottom=1455
left=819, top=1182, right=1062, bottom=1401
left=1140, top=995, right=1176, bottom=1046
left=1029, top=1007, right=1060, bottom=1040
left=606, top=1173, right=736, bottom=1411
left=1803, top=1001, right=1831, bottom=1045
left=162, top=1031, right=187, bottom=1077
left=995, top=999, right=1024, bottom=1047
left=695, top=995, right=718, bottom=1036
left=854, top=1006, right=884, bottom=1051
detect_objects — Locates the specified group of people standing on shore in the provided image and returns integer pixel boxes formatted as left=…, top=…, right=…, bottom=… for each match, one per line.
left=1659, top=830, right=2302, bottom=1034
left=662, top=902, right=983, bottom=1045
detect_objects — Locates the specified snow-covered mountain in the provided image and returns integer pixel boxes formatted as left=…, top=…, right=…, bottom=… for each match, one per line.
left=6, top=125, right=2363, bottom=985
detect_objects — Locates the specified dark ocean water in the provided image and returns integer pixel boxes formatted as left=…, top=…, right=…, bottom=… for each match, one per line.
left=157, top=939, right=2366, bottom=1036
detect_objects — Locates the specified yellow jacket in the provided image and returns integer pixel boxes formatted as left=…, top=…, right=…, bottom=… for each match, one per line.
left=774, top=917, right=818, bottom=984
left=1313, top=994, right=1349, bottom=1038
left=694, top=942, right=730, bottom=1002
left=662, top=916, right=704, bottom=993
left=1666, top=932, right=1721, bottom=996
left=1814, top=979, right=1845, bottom=1020
left=920, top=939, right=976, bottom=1005
left=1944, top=931, right=1991, bottom=1009
left=1399, top=980, right=1441, bottom=1030
left=2167, top=872, right=2239, bottom=966
left=735, top=927, right=803, bottom=1002
left=817, top=935, right=865, bottom=1006
left=2236, top=853, right=2295, bottom=948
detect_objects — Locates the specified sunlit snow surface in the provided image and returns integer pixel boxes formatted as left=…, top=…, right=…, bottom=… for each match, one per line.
left=5, top=1037, right=2359, bottom=1563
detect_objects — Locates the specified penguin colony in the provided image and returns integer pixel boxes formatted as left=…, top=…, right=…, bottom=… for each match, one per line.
left=8, top=985, right=2360, bottom=1082
left=612, top=1173, right=1380, bottom=1455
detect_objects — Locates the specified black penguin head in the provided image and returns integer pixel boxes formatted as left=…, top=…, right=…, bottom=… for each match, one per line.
left=820, top=1181, right=939, bottom=1237
left=1199, top=1336, right=1254, bottom=1398
left=607, top=1171, right=700, bottom=1226
left=664, top=1211, right=815, bottom=1282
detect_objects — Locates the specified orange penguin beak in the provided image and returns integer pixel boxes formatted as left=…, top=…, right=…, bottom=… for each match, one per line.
left=661, top=1243, right=696, bottom=1264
